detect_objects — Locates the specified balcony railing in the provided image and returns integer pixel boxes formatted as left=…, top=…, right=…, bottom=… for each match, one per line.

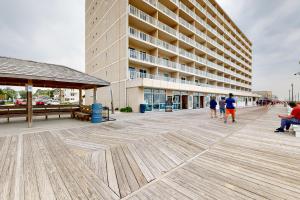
left=128, top=71, right=249, bottom=92
left=129, top=4, right=252, bottom=72
left=128, top=49, right=252, bottom=89
left=129, top=27, right=177, bottom=53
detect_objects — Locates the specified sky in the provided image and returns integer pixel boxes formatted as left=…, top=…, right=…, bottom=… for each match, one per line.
left=0, top=0, right=300, bottom=100
left=217, top=0, right=300, bottom=100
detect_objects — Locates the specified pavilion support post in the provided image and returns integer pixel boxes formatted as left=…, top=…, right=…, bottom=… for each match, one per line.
left=93, top=87, right=97, bottom=104
left=27, top=80, right=33, bottom=128
left=79, top=88, right=83, bottom=106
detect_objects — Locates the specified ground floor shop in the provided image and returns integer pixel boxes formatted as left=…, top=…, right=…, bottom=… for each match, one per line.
left=127, top=87, right=259, bottom=112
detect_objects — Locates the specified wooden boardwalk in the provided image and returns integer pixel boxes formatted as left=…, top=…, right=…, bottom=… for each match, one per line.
left=0, top=106, right=299, bottom=199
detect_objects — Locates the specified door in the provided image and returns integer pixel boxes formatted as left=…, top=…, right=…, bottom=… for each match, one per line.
left=200, top=96, right=204, bottom=108
left=193, top=96, right=199, bottom=109
left=182, top=95, right=188, bottom=109
left=173, top=95, right=180, bottom=110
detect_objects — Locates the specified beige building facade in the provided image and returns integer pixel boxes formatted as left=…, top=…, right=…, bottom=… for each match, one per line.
left=86, top=0, right=259, bottom=112
left=253, top=91, right=273, bottom=99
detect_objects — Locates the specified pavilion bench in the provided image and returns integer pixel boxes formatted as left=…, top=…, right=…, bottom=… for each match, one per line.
left=73, top=105, right=91, bottom=121
left=0, top=105, right=80, bottom=122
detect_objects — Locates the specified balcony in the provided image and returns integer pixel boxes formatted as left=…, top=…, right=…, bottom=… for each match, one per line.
left=129, top=4, right=253, bottom=74
left=128, top=49, right=251, bottom=89
left=129, top=27, right=178, bottom=53
left=127, top=71, right=253, bottom=95
left=129, top=5, right=177, bottom=37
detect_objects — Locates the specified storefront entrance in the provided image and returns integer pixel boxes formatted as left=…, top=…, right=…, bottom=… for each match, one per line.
left=173, top=95, right=180, bottom=110
left=182, top=95, right=188, bottom=109
left=200, top=96, right=204, bottom=108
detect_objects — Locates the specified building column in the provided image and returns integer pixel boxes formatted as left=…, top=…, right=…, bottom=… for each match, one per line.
left=26, top=80, right=33, bottom=128
left=79, top=88, right=83, bottom=106
left=93, top=87, right=97, bottom=104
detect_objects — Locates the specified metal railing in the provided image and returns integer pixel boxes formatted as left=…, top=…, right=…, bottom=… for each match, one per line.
left=128, top=71, right=250, bottom=92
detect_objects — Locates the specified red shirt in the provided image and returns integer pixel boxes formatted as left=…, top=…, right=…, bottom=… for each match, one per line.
left=291, top=106, right=300, bottom=120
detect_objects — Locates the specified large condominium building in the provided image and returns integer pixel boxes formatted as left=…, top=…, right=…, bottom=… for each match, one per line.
left=85, top=0, right=259, bottom=112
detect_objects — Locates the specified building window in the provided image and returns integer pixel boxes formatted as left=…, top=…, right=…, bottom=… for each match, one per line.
left=139, top=69, right=147, bottom=78
left=129, top=67, right=136, bottom=79
left=144, top=89, right=166, bottom=111
left=140, top=32, right=147, bottom=41
left=139, top=51, right=146, bottom=61
left=129, top=48, right=136, bottom=58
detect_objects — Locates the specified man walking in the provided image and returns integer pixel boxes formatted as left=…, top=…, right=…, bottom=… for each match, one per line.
left=224, top=93, right=236, bottom=123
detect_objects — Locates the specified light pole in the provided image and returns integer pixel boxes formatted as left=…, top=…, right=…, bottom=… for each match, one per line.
left=291, top=83, right=294, bottom=102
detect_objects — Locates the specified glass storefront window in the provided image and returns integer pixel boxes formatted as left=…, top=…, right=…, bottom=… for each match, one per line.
left=144, top=88, right=166, bottom=111
left=173, top=95, right=180, bottom=110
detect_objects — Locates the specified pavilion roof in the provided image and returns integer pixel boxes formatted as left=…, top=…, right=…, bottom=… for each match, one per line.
left=0, top=57, right=109, bottom=89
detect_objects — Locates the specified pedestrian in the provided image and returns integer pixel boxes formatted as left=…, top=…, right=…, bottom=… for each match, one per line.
left=275, top=102, right=300, bottom=133
left=224, top=93, right=236, bottom=123
left=219, top=97, right=226, bottom=119
left=209, top=96, right=217, bottom=118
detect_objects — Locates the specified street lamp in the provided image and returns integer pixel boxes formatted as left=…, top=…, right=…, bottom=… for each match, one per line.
left=292, top=83, right=294, bottom=102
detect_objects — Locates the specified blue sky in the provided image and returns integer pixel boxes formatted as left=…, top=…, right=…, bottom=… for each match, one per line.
left=0, top=0, right=299, bottom=100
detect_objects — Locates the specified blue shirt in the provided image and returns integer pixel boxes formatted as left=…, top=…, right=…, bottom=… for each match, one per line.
left=225, top=98, right=235, bottom=109
left=210, top=99, right=217, bottom=109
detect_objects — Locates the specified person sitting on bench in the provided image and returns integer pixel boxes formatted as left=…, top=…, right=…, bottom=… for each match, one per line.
left=275, top=102, right=300, bottom=133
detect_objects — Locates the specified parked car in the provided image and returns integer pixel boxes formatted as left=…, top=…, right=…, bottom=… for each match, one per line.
left=35, top=100, right=45, bottom=105
left=15, top=99, right=27, bottom=105
left=47, top=99, right=60, bottom=105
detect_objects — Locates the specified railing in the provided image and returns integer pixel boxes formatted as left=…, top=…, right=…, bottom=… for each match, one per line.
left=128, top=49, right=253, bottom=89
left=178, top=3, right=252, bottom=64
left=157, top=2, right=178, bottom=21
left=129, top=27, right=177, bottom=53
left=128, top=71, right=249, bottom=92
left=130, top=4, right=178, bottom=37
left=129, top=26, right=251, bottom=81
left=129, top=4, right=252, bottom=73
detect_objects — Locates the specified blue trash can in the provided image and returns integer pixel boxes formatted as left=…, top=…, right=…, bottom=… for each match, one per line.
left=140, top=104, right=146, bottom=113
left=91, top=103, right=102, bottom=123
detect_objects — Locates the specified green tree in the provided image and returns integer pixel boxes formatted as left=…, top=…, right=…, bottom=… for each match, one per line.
left=18, top=90, right=27, bottom=99
left=2, top=88, right=17, bottom=100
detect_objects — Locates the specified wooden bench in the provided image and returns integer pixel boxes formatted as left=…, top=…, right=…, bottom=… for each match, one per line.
left=73, top=105, right=91, bottom=121
left=0, top=105, right=80, bottom=122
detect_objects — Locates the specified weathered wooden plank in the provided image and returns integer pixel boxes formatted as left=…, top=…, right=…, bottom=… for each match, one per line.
left=30, top=134, right=56, bottom=200
left=111, top=146, right=132, bottom=198
left=23, top=135, right=40, bottom=200
left=121, top=144, right=148, bottom=187
left=13, top=135, right=24, bottom=200
left=106, top=148, right=120, bottom=197
left=0, top=136, right=18, bottom=200
left=34, top=133, right=73, bottom=200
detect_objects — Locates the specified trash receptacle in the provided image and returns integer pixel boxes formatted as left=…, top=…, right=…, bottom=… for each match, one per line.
left=140, top=104, right=146, bottom=113
left=91, top=103, right=102, bottom=123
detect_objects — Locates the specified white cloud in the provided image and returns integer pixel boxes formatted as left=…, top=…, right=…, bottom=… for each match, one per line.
left=0, top=0, right=85, bottom=71
left=217, top=0, right=300, bottom=100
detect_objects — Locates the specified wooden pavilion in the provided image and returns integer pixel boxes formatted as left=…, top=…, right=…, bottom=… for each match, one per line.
left=0, top=56, right=109, bottom=127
